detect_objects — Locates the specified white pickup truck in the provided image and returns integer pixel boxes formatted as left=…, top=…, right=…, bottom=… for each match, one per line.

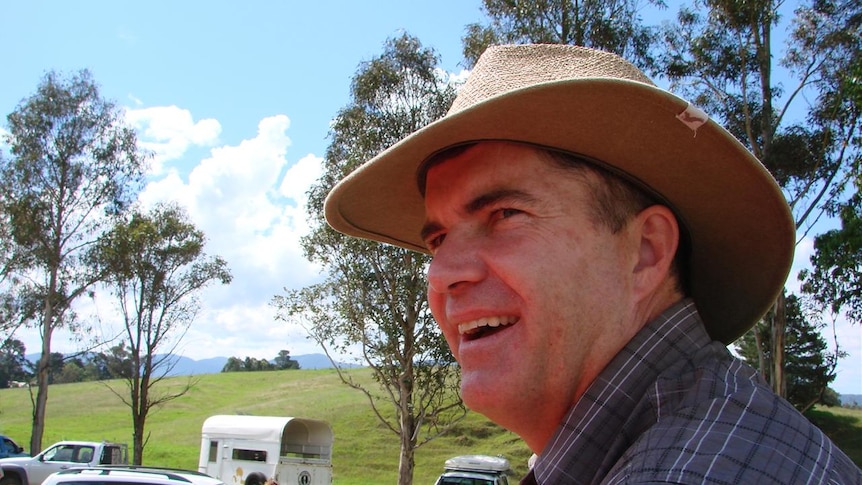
left=0, top=441, right=128, bottom=485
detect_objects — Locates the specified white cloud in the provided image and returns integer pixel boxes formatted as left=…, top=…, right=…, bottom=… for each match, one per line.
left=131, top=111, right=324, bottom=360
left=445, top=67, right=471, bottom=86
left=127, top=94, right=144, bottom=107
left=179, top=302, right=322, bottom=361
left=125, top=105, right=221, bottom=174
left=279, top=152, right=324, bottom=205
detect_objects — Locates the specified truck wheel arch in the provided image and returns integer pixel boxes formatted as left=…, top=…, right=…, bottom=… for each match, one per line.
left=0, top=468, right=25, bottom=485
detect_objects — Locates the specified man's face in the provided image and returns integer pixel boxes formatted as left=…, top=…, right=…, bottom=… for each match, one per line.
left=422, top=142, right=640, bottom=449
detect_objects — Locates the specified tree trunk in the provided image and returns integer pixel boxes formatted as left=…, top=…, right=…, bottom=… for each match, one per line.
left=132, top=375, right=144, bottom=466
left=30, top=287, right=57, bottom=455
left=398, top=420, right=416, bottom=485
left=30, top=350, right=49, bottom=454
left=397, top=361, right=416, bottom=485
left=752, top=324, right=768, bottom=378
left=131, top=354, right=146, bottom=465
left=133, top=417, right=145, bottom=465
left=771, top=291, right=787, bottom=397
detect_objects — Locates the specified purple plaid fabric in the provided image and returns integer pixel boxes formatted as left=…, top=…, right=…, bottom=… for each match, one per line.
left=526, top=299, right=861, bottom=484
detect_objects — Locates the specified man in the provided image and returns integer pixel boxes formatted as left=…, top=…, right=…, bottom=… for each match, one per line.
left=324, top=44, right=861, bottom=483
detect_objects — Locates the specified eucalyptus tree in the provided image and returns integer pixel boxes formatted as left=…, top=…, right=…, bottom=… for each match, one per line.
left=273, top=34, right=464, bottom=485
left=0, top=69, right=147, bottom=452
left=462, top=0, right=665, bottom=68
left=658, top=0, right=861, bottom=397
left=91, top=202, right=231, bottom=464
left=735, top=294, right=839, bottom=412
left=274, top=350, right=300, bottom=370
left=0, top=338, right=29, bottom=388
left=797, top=3, right=862, bottom=328
left=801, top=191, right=862, bottom=326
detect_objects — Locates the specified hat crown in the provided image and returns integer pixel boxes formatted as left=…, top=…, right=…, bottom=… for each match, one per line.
left=449, top=44, right=656, bottom=115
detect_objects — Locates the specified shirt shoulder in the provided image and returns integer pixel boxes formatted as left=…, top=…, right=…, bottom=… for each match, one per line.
left=604, top=344, right=862, bottom=484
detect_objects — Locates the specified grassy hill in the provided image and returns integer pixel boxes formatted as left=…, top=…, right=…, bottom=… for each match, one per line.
left=0, top=369, right=859, bottom=484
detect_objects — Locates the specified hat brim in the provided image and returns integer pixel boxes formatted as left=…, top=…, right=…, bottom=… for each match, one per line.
left=324, top=78, right=795, bottom=343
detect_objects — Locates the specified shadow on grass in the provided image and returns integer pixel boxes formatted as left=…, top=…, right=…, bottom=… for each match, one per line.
left=805, top=407, right=862, bottom=467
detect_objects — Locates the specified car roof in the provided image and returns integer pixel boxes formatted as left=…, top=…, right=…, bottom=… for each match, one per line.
left=444, top=455, right=510, bottom=473
left=43, top=466, right=224, bottom=485
left=43, top=442, right=121, bottom=448
left=439, top=470, right=502, bottom=479
left=45, top=442, right=98, bottom=447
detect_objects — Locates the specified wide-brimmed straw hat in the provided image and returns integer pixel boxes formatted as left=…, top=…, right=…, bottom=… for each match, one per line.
left=324, top=44, right=794, bottom=344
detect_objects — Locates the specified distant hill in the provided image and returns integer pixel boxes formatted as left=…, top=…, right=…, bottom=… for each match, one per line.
left=842, top=394, right=862, bottom=407
left=159, top=355, right=227, bottom=375
left=156, top=353, right=341, bottom=375
left=26, top=352, right=346, bottom=376
left=159, top=353, right=349, bottom=375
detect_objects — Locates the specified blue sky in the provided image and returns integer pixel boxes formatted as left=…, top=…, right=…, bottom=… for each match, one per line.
left=1, top=1, right=859, bottom=394
left=0, top=0, right=480, bottom=361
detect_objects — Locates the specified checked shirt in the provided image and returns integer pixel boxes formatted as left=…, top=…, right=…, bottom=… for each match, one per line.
left=523, top=299, right=861, bottom=484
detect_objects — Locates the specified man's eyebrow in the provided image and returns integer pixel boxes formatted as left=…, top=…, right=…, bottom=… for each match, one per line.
left=420, top=188, right=537, bottom=243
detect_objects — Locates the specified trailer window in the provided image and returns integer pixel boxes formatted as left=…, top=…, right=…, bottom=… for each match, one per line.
left=232, top=449, right=267, bottom=462
left=209, top=441, right=219, bottom=462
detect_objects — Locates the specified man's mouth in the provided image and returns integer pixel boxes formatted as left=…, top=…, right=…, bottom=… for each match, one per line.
left=458, top=316, right=518, bottom=340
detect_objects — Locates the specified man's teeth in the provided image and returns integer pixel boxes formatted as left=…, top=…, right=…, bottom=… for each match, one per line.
left=458, top=316, right=517, bottom=335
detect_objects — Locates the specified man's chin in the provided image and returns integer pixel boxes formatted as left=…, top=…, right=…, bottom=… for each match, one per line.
left=460, top=374, right=510, bottom=415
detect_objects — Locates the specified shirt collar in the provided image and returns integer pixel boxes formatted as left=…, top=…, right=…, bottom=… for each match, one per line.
left=532, top=298, right=712, bottom=484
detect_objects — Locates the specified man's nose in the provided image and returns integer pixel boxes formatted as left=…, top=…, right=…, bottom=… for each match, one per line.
left=426, top=233, right=485, bottom=294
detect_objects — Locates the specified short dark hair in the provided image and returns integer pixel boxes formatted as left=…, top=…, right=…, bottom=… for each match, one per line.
left=416, top=142, right=690, bottom=295
left=539, top=148, right=655, bottom=233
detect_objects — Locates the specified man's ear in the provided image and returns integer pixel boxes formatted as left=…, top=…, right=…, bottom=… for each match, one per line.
left=632, top=205, right=680, bottom=296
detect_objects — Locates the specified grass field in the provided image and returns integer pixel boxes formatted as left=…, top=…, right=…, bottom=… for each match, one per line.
left=0, top=369, right=532, bottom=484
left=805, top=405, right=862, bottom=466
left=0, top=369, right=859, bottom=484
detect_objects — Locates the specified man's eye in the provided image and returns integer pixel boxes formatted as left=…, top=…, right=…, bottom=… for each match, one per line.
left=426, top=233, right=446, bottom=251
left=497, top=208, right=522, bottom=219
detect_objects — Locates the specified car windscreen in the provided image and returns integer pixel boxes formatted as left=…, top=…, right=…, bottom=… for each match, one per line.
left=437, top=478, right=494, bottom=485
